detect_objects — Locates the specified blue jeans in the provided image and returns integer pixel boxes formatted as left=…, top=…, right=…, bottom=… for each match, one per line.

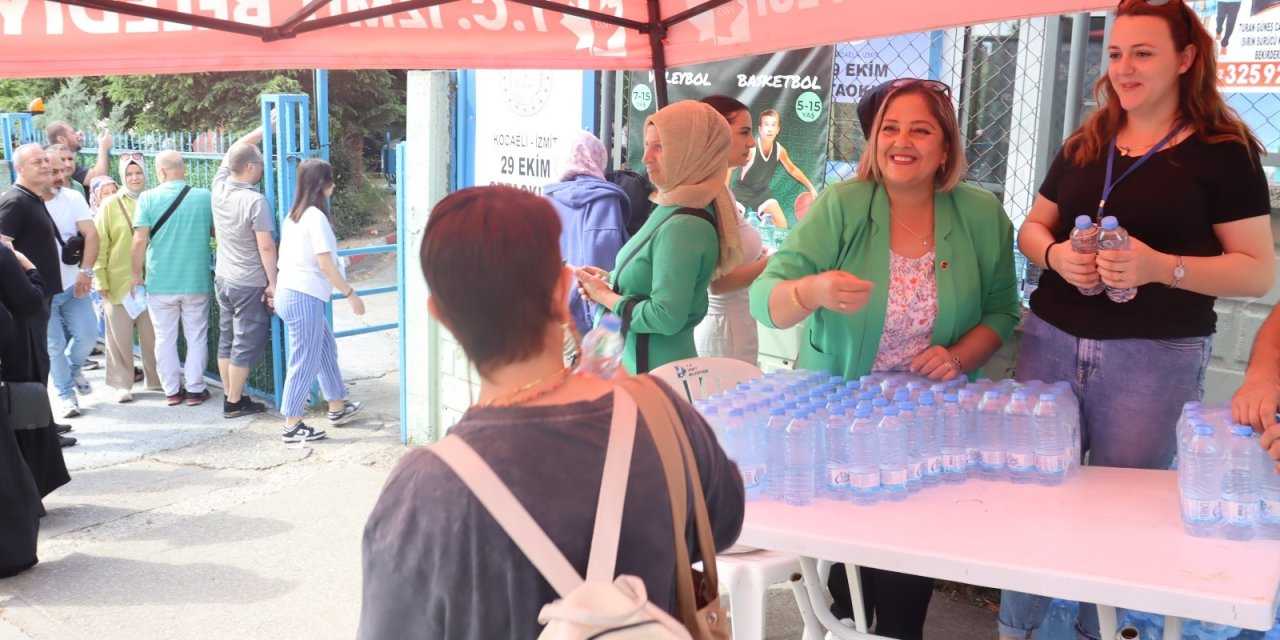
left=998, top=312, right=1211, bottom=640
left=47, top=284, right=99, bottom=400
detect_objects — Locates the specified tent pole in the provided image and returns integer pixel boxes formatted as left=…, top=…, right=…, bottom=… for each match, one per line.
left=647, top=0, right=669, bottom=108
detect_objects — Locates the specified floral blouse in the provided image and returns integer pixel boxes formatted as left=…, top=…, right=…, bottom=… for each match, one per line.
left=872, top=250, right=938, bottom=372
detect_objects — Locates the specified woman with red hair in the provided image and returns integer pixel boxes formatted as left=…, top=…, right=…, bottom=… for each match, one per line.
left=1001, top=1, right=1274, bottom=638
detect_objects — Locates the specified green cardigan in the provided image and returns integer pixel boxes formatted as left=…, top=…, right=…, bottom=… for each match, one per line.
left=748, top=180, right=1020, bottom=379
left=612, top=204, right=719, bottom=374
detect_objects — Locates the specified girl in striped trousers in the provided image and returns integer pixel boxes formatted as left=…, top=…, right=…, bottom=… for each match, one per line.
left=275, top=159, right=365, bottom=443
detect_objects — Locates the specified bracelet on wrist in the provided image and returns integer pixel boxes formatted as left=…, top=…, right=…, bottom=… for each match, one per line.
left=1042, top=241, right=1056, bottom=272
left=948, top=350, right=963, bottom=372
left=790, top=281, right=814, bottom=313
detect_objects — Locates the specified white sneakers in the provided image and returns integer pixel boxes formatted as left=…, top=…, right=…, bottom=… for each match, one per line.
left=115, top=388, right=133, bottom=403
left=60, top=397, right=81, bottom=418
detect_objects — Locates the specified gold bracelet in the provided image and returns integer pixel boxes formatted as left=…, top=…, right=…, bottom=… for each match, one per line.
left=948, top=350, right=963, bottom=372
left=790, top=282, right=814, bottom=312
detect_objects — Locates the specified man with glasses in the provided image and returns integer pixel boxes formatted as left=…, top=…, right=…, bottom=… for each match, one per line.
left=44, top=120, right=113, bottom=201
left=211, top=123, right=276, bottom=418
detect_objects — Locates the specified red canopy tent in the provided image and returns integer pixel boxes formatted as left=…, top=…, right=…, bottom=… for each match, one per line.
left=3, top=0, right=1110, bottom=101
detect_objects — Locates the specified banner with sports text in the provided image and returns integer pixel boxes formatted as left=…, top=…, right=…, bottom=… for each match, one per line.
left=0, top=0, right=1110, bottom=78
left=625, top=46, right=832, bottom=230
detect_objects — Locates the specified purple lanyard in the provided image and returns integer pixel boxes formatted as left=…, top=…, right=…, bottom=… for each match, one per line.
left=1097, top=123, right=1184, bottom=222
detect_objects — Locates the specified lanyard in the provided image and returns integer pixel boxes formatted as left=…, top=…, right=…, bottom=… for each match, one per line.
left=1097, top=123, right=1184, bottom=222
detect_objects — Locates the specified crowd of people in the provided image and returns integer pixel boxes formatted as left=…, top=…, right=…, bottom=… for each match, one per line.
left=359, top=1, right=1280, bottom=639
left=1, top=116, right=369, bottom=578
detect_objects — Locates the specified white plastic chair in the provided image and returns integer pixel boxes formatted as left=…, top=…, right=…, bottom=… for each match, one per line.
left=651, top=357, right=821, bottom=640
left=648, top=356, right=764, bottom=403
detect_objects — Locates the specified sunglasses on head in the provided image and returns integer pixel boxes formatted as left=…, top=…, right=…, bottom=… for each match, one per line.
left=890, top=78, right=952, bottom=97
left=1117, top=0, right=1196, bottom=36
left=117, top=151, right=144, bottom=162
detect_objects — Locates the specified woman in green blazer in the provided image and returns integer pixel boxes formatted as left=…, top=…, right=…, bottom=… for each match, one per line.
left=748, top=79, right=1020, bottom=639
left=576, top=100, right=743, bottom=374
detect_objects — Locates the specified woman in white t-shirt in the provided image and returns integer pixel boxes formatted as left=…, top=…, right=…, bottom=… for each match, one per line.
left=275, top=159, right=366, bottom=444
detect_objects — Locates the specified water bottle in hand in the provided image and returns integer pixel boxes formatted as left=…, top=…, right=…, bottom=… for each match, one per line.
left=577, top=314, right=624, bottom=379
left=1069, top=215, right=1105, bottom=296
left=1098, top=216, right=1137, bottom=303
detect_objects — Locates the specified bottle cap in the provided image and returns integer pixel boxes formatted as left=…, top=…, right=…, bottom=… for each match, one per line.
left=1011, top=391, right=1027, bottom=402
left=882, top=406, right=899, bottom=416
left=919, top=390, right=934, bottom=404
left=854, top=406, right=873, bottom=418
left=1039, top=393, right=1056, bottom=402
left=1075, top=214, right=1093, bottom=229
left=1230, top=425, right=1254, bottom=437
left=1193, top=425, right=1215, bottom=437
left=943, top=393, right=959, bottom=403
left=1101, top=216, right=1119, bottom=230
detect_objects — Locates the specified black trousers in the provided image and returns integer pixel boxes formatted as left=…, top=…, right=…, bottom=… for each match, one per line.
left=828, top=563, right=935, bottom=640
left=1217, top=2, right=1241, bottom=47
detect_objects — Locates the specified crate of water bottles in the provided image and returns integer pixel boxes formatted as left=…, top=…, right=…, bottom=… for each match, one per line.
left=692, top=370, right=1083, bottom=507
left=1035, top=600, right=1280, bottom=640
left=1176, top=402, right=1280, bottom=541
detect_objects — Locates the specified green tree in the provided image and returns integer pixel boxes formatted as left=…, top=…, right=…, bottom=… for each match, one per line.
left=34, top=77, right=128, bottom=135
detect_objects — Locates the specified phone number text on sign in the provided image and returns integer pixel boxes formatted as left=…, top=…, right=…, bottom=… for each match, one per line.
left=1218, top=63, right=1280, bottom=89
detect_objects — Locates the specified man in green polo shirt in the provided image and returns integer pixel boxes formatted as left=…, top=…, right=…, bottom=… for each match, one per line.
left=130, top=150, right=215, bottom=407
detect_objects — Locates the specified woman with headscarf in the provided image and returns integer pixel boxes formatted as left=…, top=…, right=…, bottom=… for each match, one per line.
left=542, top=130, right=629, bottom=338
left=576, top=100, right=743, bottom=374
left=93, top=156, right=160, bottom=403
left=88, top=175, right=118, bottom=217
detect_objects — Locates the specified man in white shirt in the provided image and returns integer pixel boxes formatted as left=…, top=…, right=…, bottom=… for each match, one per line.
left=43, top=144, right=100, bottom=419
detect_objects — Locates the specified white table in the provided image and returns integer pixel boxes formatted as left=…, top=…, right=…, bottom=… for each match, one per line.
left=738, top=467, right=1280, bottom=639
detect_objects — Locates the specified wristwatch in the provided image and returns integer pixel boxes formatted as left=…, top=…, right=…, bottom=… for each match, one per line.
left=1168, top=255, right=1185, bottom=289
left=79, top=267, right=95, bottom=279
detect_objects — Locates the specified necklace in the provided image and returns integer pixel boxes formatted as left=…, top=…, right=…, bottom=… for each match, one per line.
left=1118, top=122, right=1181, bottom=157
left=477, top=366, right=575, bottom=409
left=889, top=209, right=933, bottom=247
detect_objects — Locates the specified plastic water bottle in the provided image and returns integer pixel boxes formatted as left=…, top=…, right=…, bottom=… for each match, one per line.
left=1260, top=448, right=1280, bottom=537
left=1222, top=425, right=1261, bottom=541
left=1180, top=424, right=1223, bottom=538
left=765, top=405, right=791, bottom=500
left=784, top=410, right=817, bottom=506
left=1098, top=216, right=1137, bottom=303
left=917, top=391, right=942, bottom=486
left=577, top=314, right=625, bottom=379
left=1070, top=215, right=1106, bottom=296
left=898, top=401, right=923, bottom=493
left=877, top=406, right=909, bottom=502
left=759, top=215, right=776, bottom=250
left=1183, top=620, right=1243, bottom=640
left=1004, top=391, right=1036, bottom=484
left=847, top=405, right=881, bottom=505
left=939, top=393, right=968, bottom=484
left=958, top=388, right=981, bottom=475
left=976, top=391, right=1008, bottom=481
left=722, top=407, right=763, bottom=501
left=824, top=404, right=851, bottom=500
left=1033, top=393, right=1069, bottom=486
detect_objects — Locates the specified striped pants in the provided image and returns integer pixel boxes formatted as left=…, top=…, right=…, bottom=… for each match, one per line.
left=277, top=287, right=346, bottom=418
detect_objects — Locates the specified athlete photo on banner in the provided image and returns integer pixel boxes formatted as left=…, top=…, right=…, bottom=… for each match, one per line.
left=1189, top=0, right=1280, bottom=91
left=627, top=46, right=833, bottom=230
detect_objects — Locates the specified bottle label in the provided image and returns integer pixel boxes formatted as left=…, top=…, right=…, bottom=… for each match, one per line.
left=967, top=447, right=980, bottom=467
left=825, top=466, right=850, bottom=489
left=925, top=455, right=942, bottom=476
left=1224, top=500, right=1259, bottom=525
left=849, top=470, right=880, bottom=491
left=739, top=466, right=759, bottom=489
left=1181, top=497, right=1221, bottom=522
left=1036, top=453, right=1068, bottom=474
left=908, top=461, right=923, bottom=483
left=881, top=468, right=907, bottom=487
left=1007, top=452, right=1035, bottom=472
left=943, top=453, right=967, bottom=473
left=979, top=450, right=1006, bottom=469
left=1262, top=498, right=1280, bottom=523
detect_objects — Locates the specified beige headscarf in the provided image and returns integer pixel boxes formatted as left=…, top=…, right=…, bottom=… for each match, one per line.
left=644, top=101, right=743, bottom=278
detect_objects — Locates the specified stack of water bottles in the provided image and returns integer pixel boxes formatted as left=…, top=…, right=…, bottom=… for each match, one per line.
left=1032, top=602, right=1280, bottom=640
left=692, top=370, right=1083, bottom=507
left=1176, top=402, right=1280, bottom=541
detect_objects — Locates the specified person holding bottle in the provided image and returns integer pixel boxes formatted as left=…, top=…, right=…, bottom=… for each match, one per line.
left=694, top=95, right=771, bottom=365
left=275, top=159, right=365, bottom=444
left=575, top=100, right=744, bottom=374
left=358, top=185, right=744, bottom=639
left=1001, top=1, right=1274, bottom=639
left=748, top=77, right=1020, bottom=639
